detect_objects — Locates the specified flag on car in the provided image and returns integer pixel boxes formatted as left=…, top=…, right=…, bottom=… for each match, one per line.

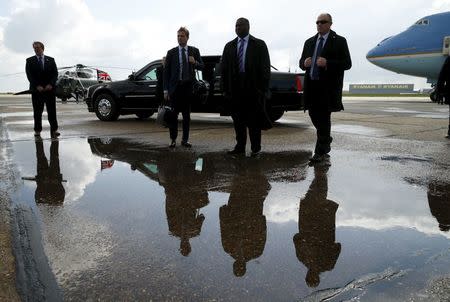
left=101, top=159, right=115, bottom=170
left=97, top=70, right=111, bottom=81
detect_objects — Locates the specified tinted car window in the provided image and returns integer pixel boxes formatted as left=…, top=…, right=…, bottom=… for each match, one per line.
left=139, top=67, right=157, bottom=81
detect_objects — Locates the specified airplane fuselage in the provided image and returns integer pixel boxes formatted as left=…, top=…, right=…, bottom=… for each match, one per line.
left=367, top=12, right=450, bottom=84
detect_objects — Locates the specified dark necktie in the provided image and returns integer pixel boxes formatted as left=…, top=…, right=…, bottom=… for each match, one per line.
left=312, top=37, right=324, bottom=80
left=38, top=56, right=44, bottom=70
left=238, top=39, right=245, bottom=72
left=181, top=48, right=188, bottom=80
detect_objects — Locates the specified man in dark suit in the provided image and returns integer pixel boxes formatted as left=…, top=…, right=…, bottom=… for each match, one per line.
left=220, top=159, right=270, bottom=276
left=293, top=164, right=340, bottom=287
left=221, top=18, right=271, bottom=157
left=26, top=41, right=60, bottom=138
left=300, top=14, right=351, bottom=162
left=163, top=27, right=204, bottom=148
left=22, top=138, right=65, bottom=205
left=436, top=56, right=450, bottom=138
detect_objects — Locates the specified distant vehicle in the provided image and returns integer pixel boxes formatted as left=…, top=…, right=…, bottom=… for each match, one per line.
left=366, top=11, right=450, bottom=102
left=15, top=64, right=112, bottom=102
left=84, top=55, right=304, bottom=122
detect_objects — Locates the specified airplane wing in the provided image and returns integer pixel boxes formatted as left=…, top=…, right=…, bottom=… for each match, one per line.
left=14, top=89, right=31, bottom=95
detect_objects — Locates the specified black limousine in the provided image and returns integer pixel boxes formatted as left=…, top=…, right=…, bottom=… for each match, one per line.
left=84, top=55, right=304, bottom=122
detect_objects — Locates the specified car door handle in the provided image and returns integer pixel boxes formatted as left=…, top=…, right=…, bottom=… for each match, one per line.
left=148, top=84, right=157, bottom=88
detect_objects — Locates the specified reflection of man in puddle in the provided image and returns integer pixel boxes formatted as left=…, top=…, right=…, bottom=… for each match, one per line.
left=293, top=164, right=340, bottom=287
left=220, top=161, right=271, bottom=276
left=158, top=154, right=209, bottom=256
left=428, top=182, right=450, bottom=232
left=33, top=138, right=65, bottom=204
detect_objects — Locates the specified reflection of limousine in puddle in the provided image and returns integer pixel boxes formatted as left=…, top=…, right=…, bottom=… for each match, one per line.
left=87, top=137, right=312, bottom=190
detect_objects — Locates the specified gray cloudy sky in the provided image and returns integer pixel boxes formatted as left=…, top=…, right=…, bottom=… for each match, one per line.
left=1, top=0, right=449, bottom=92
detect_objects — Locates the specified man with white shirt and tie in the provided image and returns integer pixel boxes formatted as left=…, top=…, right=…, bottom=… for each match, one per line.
left=300, top=13, right=351, bottom=163
left=25, top=41, right=60, bottom=138
left=163, top=27, right=204, bottom=148
left=221, top=18, right=271, bottom=157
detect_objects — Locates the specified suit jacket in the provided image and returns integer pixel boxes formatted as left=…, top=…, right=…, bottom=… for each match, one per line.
left=299, top=30, right=351, bottom=111
left=221, top=35, right=270, bottom=102
left=163, top=46, right=204, bottom=97
left=437, top=56, right=450, bottom=102
left=25, top=55, right=58, bottom=93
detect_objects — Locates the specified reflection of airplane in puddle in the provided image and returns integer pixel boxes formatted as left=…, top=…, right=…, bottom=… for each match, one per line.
left=14, top=64, right=112, bottom=102
left=366, top=12, right=450, bottom=101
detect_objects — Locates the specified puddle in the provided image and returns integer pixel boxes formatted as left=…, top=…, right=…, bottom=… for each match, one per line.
left=8, top=137, right=450, bottom=301
left=382, top=107, right=448, bottom=119
left=332, top=124, right=388, bottom=136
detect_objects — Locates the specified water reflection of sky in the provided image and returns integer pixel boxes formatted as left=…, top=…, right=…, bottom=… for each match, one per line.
left=9, top=138, right=450, bottom=301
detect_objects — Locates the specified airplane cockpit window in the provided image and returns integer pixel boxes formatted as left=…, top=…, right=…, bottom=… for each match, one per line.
left=414, top=19, right=429, bottom=25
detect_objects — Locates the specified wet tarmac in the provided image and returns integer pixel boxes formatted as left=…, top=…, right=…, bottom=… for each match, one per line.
left=1, top=96, right=450, bottom=301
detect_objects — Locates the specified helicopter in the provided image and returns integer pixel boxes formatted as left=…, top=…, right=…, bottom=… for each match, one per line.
left=14, top=64, right=112, bottom=102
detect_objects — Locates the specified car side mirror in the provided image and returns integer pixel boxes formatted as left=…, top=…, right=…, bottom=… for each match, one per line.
left=128, top=73, right=135, bottom=81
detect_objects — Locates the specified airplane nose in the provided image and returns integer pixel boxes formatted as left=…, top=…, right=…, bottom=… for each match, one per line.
left=366, top=36, right=392, bottom=60
left=366, top=47, right=378, bottom=60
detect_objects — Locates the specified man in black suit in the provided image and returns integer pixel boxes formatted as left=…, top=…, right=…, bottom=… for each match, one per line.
left=221, top=18, right=271, bottom=157
left=26, top=41, right=60, bottom=138
left=300, top=14, right=351, bottom=162
left=220, top=160, right=270, bottom=276
left=163, top=27, right=204, bottom=148
left=436, top=56, right=450, bottom=138
left=293, top=164, right=340, bottom=287
left=32, top=138, right=65, bottom=204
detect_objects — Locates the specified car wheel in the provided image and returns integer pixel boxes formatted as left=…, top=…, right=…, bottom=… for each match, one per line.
left=95, top=94, right=119, bottom=121
left=430, top=90, right=437, bottom=103
left=268, top=109, right=284, bottom=122
left=135, top=112, right=154, bottom=120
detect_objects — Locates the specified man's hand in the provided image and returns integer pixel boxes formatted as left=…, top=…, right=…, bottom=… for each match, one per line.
left=316, top=57, right=327, bottom=67
left=304, top=57, right=312, bottom=68
left=36, top=85, right=44, bottom=92
left=188, top=56, right=196, bottom=65
left=44, top=84, right=53, bottom=91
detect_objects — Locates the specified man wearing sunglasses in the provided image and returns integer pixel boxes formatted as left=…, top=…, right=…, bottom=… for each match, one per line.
left=300, top=13, right=352, bottom=163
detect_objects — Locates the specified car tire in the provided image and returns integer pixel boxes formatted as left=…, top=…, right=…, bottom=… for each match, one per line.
left=95, top=93, right=119, bottom=121
left=268, top=109, right=284, bottom=122
left=430, top=90, right=437, bottom=103
left=135, top=112, right=154, bottom=120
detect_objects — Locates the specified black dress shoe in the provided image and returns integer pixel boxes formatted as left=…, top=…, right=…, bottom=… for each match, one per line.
left=51, top=131, right=60, bottom=138
left=227, top=149, right=245, bottom=155
left=309, top=153, right=324, bottom=163
left=34, top=131, right=41, bottom=137
left=250, top=150, right=261, bottom=158
left=181, top=141, right=192, bottom=148
left=169, top=140, right=176, bottom=148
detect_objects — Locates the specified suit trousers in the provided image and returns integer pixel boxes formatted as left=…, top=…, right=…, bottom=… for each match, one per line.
left=169, top=81, right=192, bottom=142
left=231, top=78, right=262, bottom=153
left=32, top=91, right=58, bottom=133
left=309, top=109, right=332, bottom=155
left=306, top=80, right=333, bottom=155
